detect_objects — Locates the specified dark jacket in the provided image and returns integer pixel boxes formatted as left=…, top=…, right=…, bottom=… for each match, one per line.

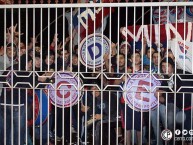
left=82, top=91, right=117, bottom=120
left=160, top=69, right=193, bottom=109
left=0, top=64, right=33, bottom=104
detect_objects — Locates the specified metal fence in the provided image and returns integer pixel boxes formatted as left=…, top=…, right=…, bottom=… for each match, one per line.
left=0, top=1, right=193, bottom=145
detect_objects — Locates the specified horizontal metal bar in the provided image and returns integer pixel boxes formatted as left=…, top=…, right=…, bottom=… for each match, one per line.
left=0, top=2, right=193, bottom=9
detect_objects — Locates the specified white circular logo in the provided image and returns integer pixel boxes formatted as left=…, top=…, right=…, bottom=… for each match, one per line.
left=189, top=130, right=193, bottom=136
left=175, top=129, right=181, bottom=136
left=124, top=73, right=161, bottom=112
left=161, top=129, right=173, bottom=141
left=182, top=130, right=188, bottom=135
left=79, top=33, right=110, bottom=68
left=47, top=73, right=83, bottom=108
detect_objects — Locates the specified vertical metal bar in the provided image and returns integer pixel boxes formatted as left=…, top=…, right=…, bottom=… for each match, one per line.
left=47, top=89, right=50, bottom=145
left=33, top=6, right=36, bottom=145
left=47, top=7, right=50, bottom=145
left=166, top=5, right=169, bottom=74
left=62, top=89, right=65, bottom=145
left=101, top=4, right=104, bottom=145
left=124, top=91, right=126, bottom=145
left=124, top=5, right=127, bottom=145
left=93, top=6, right=96, bottom=73
left=70, top=7, right=73, bottom=144
left=85, top=7, right=88, bottom=73
left=70, top=7, right=73, bottom=72
left=25, top=89, right=29, bottom=144
left=4, top=90, right=7, bottom=145
left=182, top=93, right=185, bottom=145
left=70, top=91, right=72, bottom=145
left=117, top=6, right=120, bottom=74
left=77, top=6, right=81, bottom=145
left=191, top=94, right=193, bottom=145
left=40, top=6, right=43, bottom=72
left=3, top=8, right=6, bottom=70
left=132, top=4, right=136, bottom=145
left=18, top=8, right=21, bottom=71
left=158, top=92, right=161, bottom=145
left=141, top=4, right=144, bottom=145
left=85, top=90, right=88, bottom=144
left=93, top=6, right=96, bottom=144
left=157, top=5, right=161, bottom=144
left=25, top=7, right=29, bottom=145
left=11, top=7, right=14, bottom=145
left=18, top=89, right=21, bottom=145
left=92, top=88, right=95, bottom=145
left=54, top=7, right=58, bottom=145
left=132, top=91, right=134, bottom=145
left=108, top=91, right=111, bottom=145
left=40, top=89, right=42, bottom=145
left=149, top=5, right=153, bottom=145
left=62, top=6, right=65, bottom=145
left=158, top=4, right=161, bottom=74
left=165, top=92, right=168, bottom=145
left=173, top=5, right=178, bottom=145
left=117, top=5, right=120, bottom=145
left=109, top=6, right=112, bottom=73
left=3, top=7, right=6, bottom=145
left=116, top=91, right=119, bottom=145
left=40, top=7, right=43, bottom=145
left=183, top=5, right=186, bottom=74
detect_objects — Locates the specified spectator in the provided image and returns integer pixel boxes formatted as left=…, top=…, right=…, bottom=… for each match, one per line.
left=80, top=84, right=117, bottom=144
left=0, top=43, right=18, bottom=70
left=0, top=54, right=33, bottom=145
left=155, top=57, right=193, bottom=145
left=143, top=47, right=156, bottom=71
left=151, top=51, right=162, bottom=73
left=124, top=51, right=143, bottom=145
left=164, top=49, right=175, bottom=60
left=42, top=50, right=55, bottom=71
left=57, top=48, right=70, bottom=71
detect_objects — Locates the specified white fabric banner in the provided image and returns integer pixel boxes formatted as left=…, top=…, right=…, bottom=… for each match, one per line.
left=170, top=39, right=193, bottom=73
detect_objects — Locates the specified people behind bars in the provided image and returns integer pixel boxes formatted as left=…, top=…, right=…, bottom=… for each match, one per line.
left=0, top=22, right=193, bottom=145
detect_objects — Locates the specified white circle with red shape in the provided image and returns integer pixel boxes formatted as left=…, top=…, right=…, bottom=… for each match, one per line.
left=124, top=73, right=161, bottom=112
left=47, top=73, right=82, bottom=108
left=79, top=33, right=110, bottom=68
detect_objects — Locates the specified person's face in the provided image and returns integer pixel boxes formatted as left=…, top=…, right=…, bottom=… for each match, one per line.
left=20, top=49, right=26, bottom=56
left=91, top=86, right=100, bottom=97
left=120, top=46, right=129, bottom=55
left=161, top=62, right=174, bottom=76
left=35, top=57, right=41, bottom=68
left=20, top=43, right=26, bottom=56
left=45, top=55, right=54, bottom=65
left=72, top=55, right=78, bottom=65
left=6, top=46, right=17, bottom=59
left=147, top=48, right=155, bottom=59
left=152, top=53, right=160, bottom=66
left=165, top=51, right=175, bottom=60
left=64, top=50, right=70, bottom=62
left=27, top=60, right=33, bottom=71
left=132, top=53, right=141, bottom=65
left=117, top=54, right=125, bottom=67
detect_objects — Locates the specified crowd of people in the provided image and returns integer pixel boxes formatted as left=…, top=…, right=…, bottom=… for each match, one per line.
left=0, top=4, right=193, bottom=145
